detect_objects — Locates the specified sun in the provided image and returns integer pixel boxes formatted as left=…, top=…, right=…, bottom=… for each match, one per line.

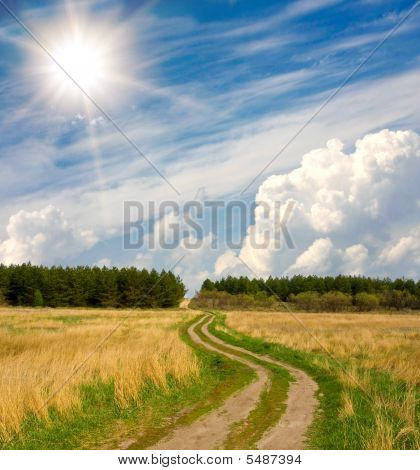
left=52, top=38, right=105, bottom=92
left=50, top=33, right=108, bottom=95
left=24, top=9, right=134, bottom=110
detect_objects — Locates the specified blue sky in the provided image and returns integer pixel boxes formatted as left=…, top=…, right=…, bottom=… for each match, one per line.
left=0, top=0, right=419, bottom=293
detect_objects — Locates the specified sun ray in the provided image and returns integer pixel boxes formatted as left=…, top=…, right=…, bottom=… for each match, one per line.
left=18, top=5, right=136, bottom=226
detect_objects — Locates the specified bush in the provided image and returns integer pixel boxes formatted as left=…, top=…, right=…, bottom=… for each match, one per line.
left=320, top=291, right=352, bottom=312
left=190, top=290, right=279, bottom=310
left=289, top=291, right=321, bottom=311
left=190, top=290, right=231, bottom=309
left=32, top=289, right=44, bottom=307
left=380, top=289, right=416, bottom=309
left=254, top=291, right=278, bottom=309
left=355, top=292, right=380, bottom=311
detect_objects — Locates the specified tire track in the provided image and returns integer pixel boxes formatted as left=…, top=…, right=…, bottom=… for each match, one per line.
left=150, top=315, right=269, bottom=450
left=151, top=314, right=318, bottom=450
left=202, top=318, right=318, bottom=449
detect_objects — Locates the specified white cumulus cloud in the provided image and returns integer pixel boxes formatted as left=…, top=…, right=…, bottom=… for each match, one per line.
left=0, top=205, right=97, bottom=265
left=286, top=238, right=335, bottom=275
left=377, top=225, right=420, bottom=275
left=215, top=129, right=420, bottom=278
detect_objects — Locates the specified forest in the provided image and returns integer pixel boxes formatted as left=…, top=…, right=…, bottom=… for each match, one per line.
left=0, top=264, right=186, bottom=308
left=198, top=275, right=420, bottom=311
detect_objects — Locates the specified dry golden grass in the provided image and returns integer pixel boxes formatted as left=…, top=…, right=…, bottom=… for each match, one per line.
left=339, top=390, right=355, bottom=418
left=225, top=311, right=420, bottom=384
left=225, top=310, right=420, bottom=449
left=0, top=307, right=198, bottom=440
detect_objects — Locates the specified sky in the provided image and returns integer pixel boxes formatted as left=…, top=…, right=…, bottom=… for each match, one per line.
left=0, top=0, right=419, bottom=294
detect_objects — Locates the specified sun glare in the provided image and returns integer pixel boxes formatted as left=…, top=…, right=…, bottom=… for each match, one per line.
left=52, top=37, right=105, bottom=92
left=50, top=33, right=108, bottom=94
left=25, top=8, right=135, bottom=111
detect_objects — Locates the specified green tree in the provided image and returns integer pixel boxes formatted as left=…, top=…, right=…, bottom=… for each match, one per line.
left=32, top=289, right=44, bottom=307
left=202, top=278, right=215, bottom=291
left=381, top=289, right=415, bottom=309
left=355, top=292, right=379, bottom=311
left=0, top=289, right=7, bottom=306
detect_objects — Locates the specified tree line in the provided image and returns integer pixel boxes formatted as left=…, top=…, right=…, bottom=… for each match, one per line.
left=0, top=264, right=186, bottom=308
left=199, top=275, right=420, bottom=311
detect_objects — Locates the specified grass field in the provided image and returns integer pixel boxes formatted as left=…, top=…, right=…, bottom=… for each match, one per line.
left=224, top=311, right=420, bottom=384
left=217, top=310, right=420, bottom=449
left=0, top=307, right=259, bottom=450
left=1, top=306, right=418, bottom=449
left=0, top=307, right=199, bottom=444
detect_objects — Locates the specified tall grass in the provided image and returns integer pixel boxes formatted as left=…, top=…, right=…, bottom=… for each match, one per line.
left=0, top=308, right=198, bottom=441
left=224, top=310, right=420, bottom=449
left=225, top=311, right=420, bottom=384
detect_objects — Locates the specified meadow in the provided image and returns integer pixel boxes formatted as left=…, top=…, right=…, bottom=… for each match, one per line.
left=1, top=305, right=418, bottom=450
left=0, top=307, right=198, bottom=444
left=218, top=310, right=420, bottom=449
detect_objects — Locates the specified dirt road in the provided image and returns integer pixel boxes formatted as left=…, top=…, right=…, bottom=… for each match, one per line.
left=151, top=314, right=318, bottom=450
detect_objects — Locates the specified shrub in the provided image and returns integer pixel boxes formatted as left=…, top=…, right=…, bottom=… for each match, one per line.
left=355, top=292, right=380, bottom=311
left=380, top=289, right=416, bottom=309
left=254, top=291, right=278, bottom=309
left=320, top=291, right=352, bottom=312
left=190, top=290, right=231, bottom=309
left=190, top=290, right=279, bottom=310
left=289, top=291, right=321, bottom=311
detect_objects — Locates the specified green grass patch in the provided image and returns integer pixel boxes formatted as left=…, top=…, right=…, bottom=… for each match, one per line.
left=225, top=369, right=288, bottom=449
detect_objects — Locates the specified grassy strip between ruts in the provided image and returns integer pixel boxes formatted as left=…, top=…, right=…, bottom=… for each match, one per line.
left=193, top=315, right=291, bottom=449
left=208, top=312, right=419, bottom=450
left=224, top=370, right=289, bottom=449
left=1, top=314, right=254, bottom=450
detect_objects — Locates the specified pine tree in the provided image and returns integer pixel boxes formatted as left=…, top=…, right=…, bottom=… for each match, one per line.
left=0, top=264, right=186, bottom=309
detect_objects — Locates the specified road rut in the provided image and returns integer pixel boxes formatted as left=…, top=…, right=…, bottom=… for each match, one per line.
left=151, top=314, right=318, bottom=450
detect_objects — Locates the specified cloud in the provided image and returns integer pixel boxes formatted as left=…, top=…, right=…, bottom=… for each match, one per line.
left=0, top=205, right=97, bottom=265
left=341, top=244, right=369, bottom=275
left=214, top=250, right=243, bottom=276
left=377, top=225, right=420, bottom=271
left=215, top=129, right=420, bottom=278
left=282, top=0, right=343, bottom=20
left=286, top=238, right=335, bottom=274
left=132, top=209, right=222, bottom=295
left=286, top=239, right=369, bottom=276
left=95, top=257, right=112, bottom=268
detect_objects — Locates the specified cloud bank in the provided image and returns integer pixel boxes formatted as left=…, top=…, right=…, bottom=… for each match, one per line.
left=216, top=129, right=420, bottom=279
